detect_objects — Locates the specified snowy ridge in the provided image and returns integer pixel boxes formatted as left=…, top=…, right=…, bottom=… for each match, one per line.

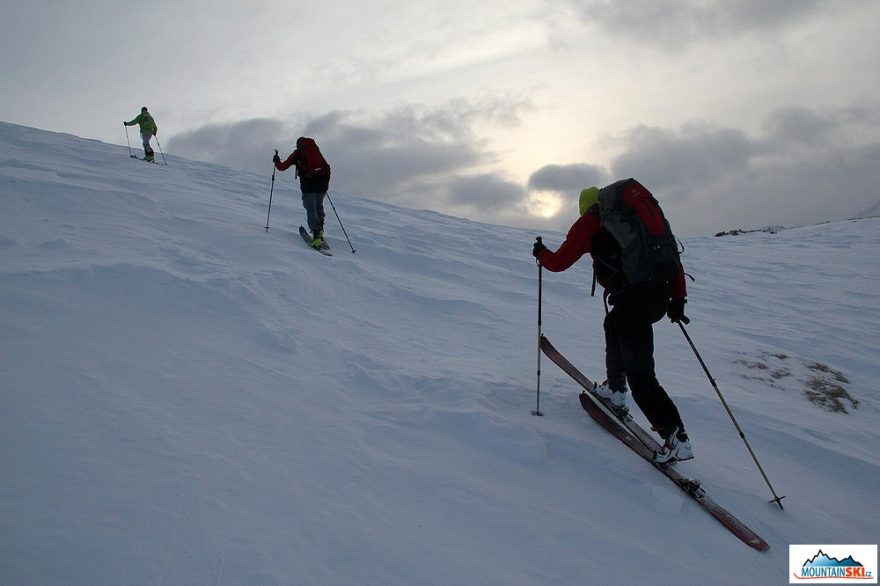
left=856, top=199, right=880, bottom=219
left=1, top=121, right=878, bottom=585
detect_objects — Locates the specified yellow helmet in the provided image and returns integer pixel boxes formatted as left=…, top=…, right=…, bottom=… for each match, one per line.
left=579, top=187, right=600, bottom=216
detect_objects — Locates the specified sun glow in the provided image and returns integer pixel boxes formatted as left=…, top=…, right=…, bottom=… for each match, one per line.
left=531, top=193, right=563, bottom=219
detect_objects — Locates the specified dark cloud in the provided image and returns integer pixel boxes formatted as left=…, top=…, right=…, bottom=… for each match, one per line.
left=528, top=163, right=607, bottom=194
left=572, top=0, right=828, bottom=50
left=167, top=98, right=531, bottom=209
left=165, top=97, right=539, bottom=233
left=445, top=173, right=528, bottom=212
left=762, top=104, right=880, bottom=148
left=315, top=120, right=481, bottom=200
left=600, top=107, right=880, bottom=234
left=168, top=99, right=880, bottom=236
left=166, top=118, right=285, bottom=172
left=693, top=139, right=880, bottom=233
left=610, top=123, right=753, bottom=198
left=762, top=106, right=839, bottom=146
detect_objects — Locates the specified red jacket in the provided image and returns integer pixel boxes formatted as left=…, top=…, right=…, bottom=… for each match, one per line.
left=274, top=138, right=331, bottom=193
left=538, top=209, right=687, bottom=299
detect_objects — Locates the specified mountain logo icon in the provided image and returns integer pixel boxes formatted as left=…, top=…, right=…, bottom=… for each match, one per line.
left=803, top=550, right=864, bottom=568
left=790, top=545, right=877, bottom=583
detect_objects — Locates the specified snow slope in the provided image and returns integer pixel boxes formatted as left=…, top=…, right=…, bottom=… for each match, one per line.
left=1, top=121, right=878, bottom=585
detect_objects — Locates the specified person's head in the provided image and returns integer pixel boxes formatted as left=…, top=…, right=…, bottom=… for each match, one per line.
left=141, top=106, right=148, bottom=113
left=579, top=187, right=600, bottom=215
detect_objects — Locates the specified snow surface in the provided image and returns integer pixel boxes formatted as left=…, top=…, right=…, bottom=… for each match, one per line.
left=1, top=121, right=878, bottom=585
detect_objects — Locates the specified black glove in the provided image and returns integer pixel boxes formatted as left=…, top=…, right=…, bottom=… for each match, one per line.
left=667, top=298, right=690, bottom=324
left=273, top=154, right=281, bottom=164
left=532, top=238, right=547, bottom=259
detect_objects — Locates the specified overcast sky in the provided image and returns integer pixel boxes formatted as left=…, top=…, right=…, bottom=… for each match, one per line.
left=3, top=0, right=878, bottom=236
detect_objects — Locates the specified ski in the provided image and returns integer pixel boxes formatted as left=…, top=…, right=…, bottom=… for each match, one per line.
left=299, top=226, right=332, bottom=256
left=540, top=335, right=769, bottom=551
left=130, top=155, right=162, bottom=165
left=543, top=337, right=673, bottom=456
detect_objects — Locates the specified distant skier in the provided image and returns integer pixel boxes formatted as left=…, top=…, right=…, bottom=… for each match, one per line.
left=124, top=107, right=158, bottom=162
left=533, top=180, right=693, bottom=463
left=273, top=137, right=332, bottom=249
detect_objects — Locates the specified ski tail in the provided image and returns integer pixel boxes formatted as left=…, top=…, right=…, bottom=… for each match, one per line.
left=540, top=335, right=770, bottom=551
left=299, top=226, right=332, bottom=255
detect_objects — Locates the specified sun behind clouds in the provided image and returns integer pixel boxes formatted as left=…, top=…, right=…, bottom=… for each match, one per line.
left=530, top=192, right=563, bottom=219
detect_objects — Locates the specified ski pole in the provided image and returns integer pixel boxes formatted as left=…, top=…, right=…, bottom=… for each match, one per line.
left=326, top=192, right=356, bottom=253
left=265, top=150, right=277, bottom=231
left=124, top=124, right=133, bottom=158
left=154, top=136, right=168, bottom=166
left=678, top=322, right=786, bottom=509
left=532, top=238, right=544, bottom=416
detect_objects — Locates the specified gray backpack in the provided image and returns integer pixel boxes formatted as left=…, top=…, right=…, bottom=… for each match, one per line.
left=596, top=178, right=680, bottom=293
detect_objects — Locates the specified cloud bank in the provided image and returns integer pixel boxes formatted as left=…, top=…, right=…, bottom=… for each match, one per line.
left=169, top=99, right=880, bottom=236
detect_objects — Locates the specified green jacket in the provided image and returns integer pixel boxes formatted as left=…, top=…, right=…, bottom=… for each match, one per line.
left=125, top=112, right=157, bottom=134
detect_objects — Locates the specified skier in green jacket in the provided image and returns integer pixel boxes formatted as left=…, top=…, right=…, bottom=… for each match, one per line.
left=124, top=107, right=158, bottom=161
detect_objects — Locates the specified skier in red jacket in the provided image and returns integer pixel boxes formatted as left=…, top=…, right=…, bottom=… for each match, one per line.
left=273, top=137, right=331, bottom=248
left=533, top=184, right=692, bottom=463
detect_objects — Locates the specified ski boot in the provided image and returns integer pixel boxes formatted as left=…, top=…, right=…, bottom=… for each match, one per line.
left=594, top=381, right=628, bottom=415
left=654, top=426, right=694, bottom=464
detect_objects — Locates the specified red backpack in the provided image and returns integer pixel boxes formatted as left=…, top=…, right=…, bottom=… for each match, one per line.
left=596, top=178, right=681, bottom=292
left=295, top=137, right=331, bottom=179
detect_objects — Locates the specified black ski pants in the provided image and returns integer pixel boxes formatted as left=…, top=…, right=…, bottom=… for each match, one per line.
left=603, top=282, right=685, bottom=434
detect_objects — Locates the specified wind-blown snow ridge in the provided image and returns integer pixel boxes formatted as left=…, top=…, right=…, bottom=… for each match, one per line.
left=1, top=121, right=878, bottom=585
